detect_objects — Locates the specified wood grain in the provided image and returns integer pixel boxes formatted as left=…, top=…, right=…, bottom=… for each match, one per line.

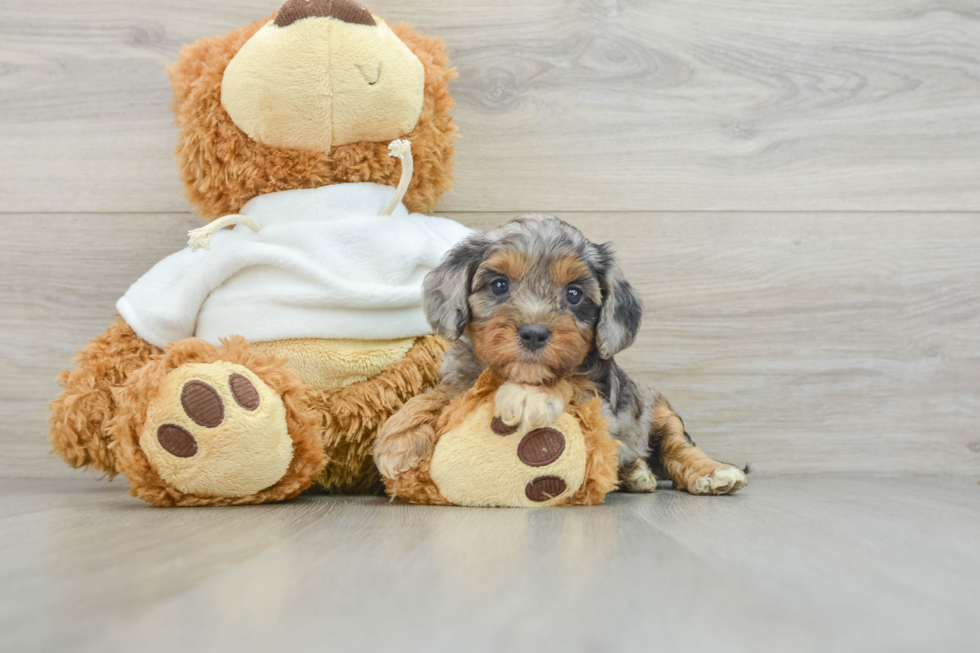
left=1, top=476, right=978, bottom=651
left=3, top=212, right=979, bottom=479
left=1, top=0, right=979, bottom=213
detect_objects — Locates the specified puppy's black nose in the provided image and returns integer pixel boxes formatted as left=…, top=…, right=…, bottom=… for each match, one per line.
left=275, top=0, right=375, bottom=28
left=518, top=324, right=551, bottom=351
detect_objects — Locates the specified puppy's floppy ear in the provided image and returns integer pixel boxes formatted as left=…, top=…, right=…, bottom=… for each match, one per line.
left=595, top=243, right=643, bottom=359
left=423, top=234, right=490, bottom=341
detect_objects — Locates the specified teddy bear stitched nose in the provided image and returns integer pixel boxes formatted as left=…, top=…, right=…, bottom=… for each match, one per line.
left=274, top=0, right=375, bottom=28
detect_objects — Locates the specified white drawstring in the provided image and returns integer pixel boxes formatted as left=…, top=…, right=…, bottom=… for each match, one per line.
left=187, top=214, right=263, bottom=251
left=380, top=139, right=414, bottom=217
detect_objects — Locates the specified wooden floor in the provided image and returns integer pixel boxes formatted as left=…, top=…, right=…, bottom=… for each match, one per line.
left=1, top=475, right=977, bottom=652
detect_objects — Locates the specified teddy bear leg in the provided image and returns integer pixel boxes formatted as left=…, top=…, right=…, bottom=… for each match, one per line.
left=48, top=318, right=160, bottom=477
left=110, top=338, right=325, bottom=506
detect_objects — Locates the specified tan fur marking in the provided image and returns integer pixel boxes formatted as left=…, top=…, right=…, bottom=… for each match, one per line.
left=468, top=309, right=591, bottom=387
left=549, top=255, right=591, bottom=288
left=482, top=251, right=532, bottom=283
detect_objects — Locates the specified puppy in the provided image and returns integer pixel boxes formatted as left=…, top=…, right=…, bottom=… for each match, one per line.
left=373, top=214, right=747, bottom=495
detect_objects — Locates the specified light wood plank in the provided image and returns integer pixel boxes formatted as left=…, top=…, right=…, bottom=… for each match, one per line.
left=2, top=212, right=979, bottom=479
left=0, top=476, right=977, bottom=652
left=1, top=1, right=979, bottom=213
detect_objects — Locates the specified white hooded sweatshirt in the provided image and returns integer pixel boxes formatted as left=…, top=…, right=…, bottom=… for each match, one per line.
left=117, top=182, right=472, bottom=349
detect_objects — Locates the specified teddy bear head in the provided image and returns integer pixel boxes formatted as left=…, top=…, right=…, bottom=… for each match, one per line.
left=168, top=0, right=457, bottom=219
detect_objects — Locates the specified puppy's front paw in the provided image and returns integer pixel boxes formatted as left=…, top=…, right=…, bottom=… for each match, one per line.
left=494, top=384, right=565, bottom=432
left=689, top=466, right=747, bottom=495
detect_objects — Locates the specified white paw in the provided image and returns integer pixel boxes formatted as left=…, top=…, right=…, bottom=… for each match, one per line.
left=494, top=383, right=564, bottom=432
left=690, top=467, right=747, bottom=495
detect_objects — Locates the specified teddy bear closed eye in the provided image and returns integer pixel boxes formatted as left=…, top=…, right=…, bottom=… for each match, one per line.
left=48, top=0, right=473, bottom=506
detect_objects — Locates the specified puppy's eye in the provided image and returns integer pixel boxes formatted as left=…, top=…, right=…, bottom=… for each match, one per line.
left=491, top=278, right=510, bottom=296
left=566, top=286, right=583, bottom=305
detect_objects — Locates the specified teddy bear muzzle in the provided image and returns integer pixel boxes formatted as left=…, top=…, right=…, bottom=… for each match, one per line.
left=220, top=0, right=425, bottom=152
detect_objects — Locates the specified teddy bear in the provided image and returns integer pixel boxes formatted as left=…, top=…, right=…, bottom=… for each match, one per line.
left=47, top=0, right=471, bottom=506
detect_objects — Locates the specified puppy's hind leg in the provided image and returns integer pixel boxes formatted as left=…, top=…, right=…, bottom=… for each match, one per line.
left=372, top=386, right=454, bottom=479
left=648, top=396, right=747, bottom=495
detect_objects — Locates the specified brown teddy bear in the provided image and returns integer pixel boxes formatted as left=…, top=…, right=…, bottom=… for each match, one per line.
left=48, top=0, right=471, bottom=506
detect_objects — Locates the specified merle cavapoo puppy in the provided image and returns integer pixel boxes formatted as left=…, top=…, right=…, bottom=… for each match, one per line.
left=373, top=214, right=747, bottom=495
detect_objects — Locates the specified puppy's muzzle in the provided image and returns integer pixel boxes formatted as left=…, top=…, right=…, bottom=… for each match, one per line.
left=518, top=324, right=551, bottom=352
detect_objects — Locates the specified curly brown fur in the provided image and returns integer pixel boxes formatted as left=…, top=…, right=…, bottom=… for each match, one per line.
left=168, top=16, right=457, bottom=219
left=563, top=396, right=620, bottom=505
left=48, top=318, right=161, bottom=478
left=310, top=334, right=449, bottom=493
left=424, top=214, right=747, bottom=495
left=108, top=337, right=325, bottom=507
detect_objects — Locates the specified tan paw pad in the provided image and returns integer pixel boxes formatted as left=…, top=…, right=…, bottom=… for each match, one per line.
left=141, top=362, right=293, bottom=498
left=431, top=402, right=585, bottom=507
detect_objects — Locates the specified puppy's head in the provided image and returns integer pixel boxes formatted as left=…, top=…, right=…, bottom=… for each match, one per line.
left=424, top=215, right=642, bottom=385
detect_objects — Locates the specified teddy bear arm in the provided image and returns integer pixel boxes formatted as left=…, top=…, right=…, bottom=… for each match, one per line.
left=48, top=317, right=160, bottom=477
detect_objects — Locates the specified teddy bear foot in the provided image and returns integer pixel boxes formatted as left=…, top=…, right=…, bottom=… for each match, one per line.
left=140, top=362, right=294, bottom=498
left=110, top=338, right=325, bottom=506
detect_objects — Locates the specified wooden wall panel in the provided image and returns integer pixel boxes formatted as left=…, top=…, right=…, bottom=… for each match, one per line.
left=1, top=0, right=979, bottom=213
